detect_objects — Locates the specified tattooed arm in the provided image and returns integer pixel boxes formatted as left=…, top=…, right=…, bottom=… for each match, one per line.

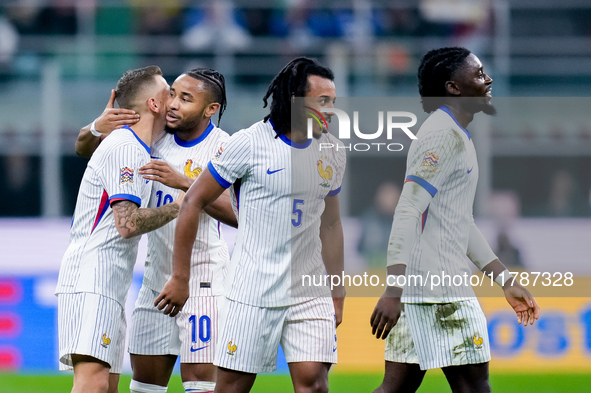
left=111, top=199, right=181, bottom=239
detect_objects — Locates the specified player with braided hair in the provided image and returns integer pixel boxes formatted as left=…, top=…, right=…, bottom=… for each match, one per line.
left=370, top=48, right=539, bottom=392
left=262, top=57, right=335, bottom=137
left=169, top=56, right=346, bottom=393
left=76, top=68, right=237, bottom=393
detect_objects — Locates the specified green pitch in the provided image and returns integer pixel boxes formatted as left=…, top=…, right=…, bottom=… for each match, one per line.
left=1, top=372, right=589, bottom=392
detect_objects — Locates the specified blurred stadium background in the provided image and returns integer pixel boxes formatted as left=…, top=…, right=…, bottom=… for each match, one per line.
left=0, top=0, right=590, bottom=392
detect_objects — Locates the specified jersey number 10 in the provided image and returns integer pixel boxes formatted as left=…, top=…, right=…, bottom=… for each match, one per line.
left=189, top=315, right=211, bottom=343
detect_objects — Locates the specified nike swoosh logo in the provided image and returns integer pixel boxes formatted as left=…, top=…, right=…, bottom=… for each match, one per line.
left=190, top=345, right=209, bottom=352
left=267, top=168, right=285, bottom=175
left=467, top=167, right=474, bottom=174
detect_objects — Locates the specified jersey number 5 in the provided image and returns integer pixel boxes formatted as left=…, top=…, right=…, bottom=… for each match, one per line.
left=292, top=199, right=304, bottom=227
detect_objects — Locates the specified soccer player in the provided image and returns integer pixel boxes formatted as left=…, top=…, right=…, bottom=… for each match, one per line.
left=159, top=57, right=346, bottom=393
left=55, top=65, right=180, bottom=393
left=370, top=47, right=541, bottom=393
left=75, top=68, right=237, bottom=393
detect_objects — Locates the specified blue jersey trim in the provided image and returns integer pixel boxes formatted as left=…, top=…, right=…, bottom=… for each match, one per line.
left=174, top=120, right=214, bottom=147
left=406, top=175, right=438, bottom=197
left=123, top=125, right=151, bottom=153
left=109, top=193, right=141, bottom=207
left=439, top=106, right=471, bottom=140
left=268, top=118, right=312, bottom=149
left=278, top=133, right=312, bottom=149
left=207, top=161, right=231, bottom=189
left=327, top=186, right=341, bottom=197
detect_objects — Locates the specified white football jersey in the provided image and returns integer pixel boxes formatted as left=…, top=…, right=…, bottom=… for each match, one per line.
left=209, top=120, right=346, bottom=307
left=56, top=126, right=152, bottom=306
left=142, top=121, right=230, bottom=296
left=402, top=106, right=479, bottom=303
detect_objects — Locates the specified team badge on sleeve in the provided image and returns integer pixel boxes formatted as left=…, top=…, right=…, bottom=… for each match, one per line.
left=420, top=152, right=439, bottom=171
left=120, top=167, right=134, bottom=184
left=214, top=146, right=224, bottom=161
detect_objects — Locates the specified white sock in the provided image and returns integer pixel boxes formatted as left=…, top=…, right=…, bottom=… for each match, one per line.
left=183, top=380, right=216, bottom=392
left=129, top=379, right=168, bottom=393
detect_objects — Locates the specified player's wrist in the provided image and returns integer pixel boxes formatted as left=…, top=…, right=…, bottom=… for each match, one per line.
left=90, top=120, right=102, bottom=137
left=384, top=284, right=403, bottom=298
left=495, top=269, right=512, bottom=287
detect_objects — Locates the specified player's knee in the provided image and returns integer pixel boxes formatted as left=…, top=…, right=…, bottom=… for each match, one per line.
left=183, top=380, right=216, bottom=392
left=474, top=379, right=491, bottom=393
left=73, top=378, right=110, bottom=393
left=294, top=379, right=329, bottom=393
left=129, top=379, right=167, bottom=393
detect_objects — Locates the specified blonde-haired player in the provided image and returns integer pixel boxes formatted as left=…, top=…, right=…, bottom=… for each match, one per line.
left=56, top=65, right=180, bottom=393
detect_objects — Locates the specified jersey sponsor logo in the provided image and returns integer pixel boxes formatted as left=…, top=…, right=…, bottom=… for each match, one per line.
left=266, top=168, right=284, bottom=175
left=184, top=159, right=203, bottom=179
left=101, top=333, right=111, bottom=348
left=467, top=167, right=474, bottom=174
left=120, top=167, right=134, bottom=184
left=190, top=344, right=209, bottom=352
left=317, top=160, right=333, bottom=188
left=227, top=340, right=237, bottom=356
left=420, top=152, right=439, bottom=171
left=472, top=332, right=483, bottom=350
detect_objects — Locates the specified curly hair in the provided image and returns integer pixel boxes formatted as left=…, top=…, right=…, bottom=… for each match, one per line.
left=186, top=67, right=228, bottom=124
left=418, top=47, right=471, bottom=113
left=262, top=57, right=334, bottom=136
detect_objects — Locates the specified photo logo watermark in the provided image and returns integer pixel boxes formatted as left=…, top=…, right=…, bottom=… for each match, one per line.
left=306, top=107, right=418, bottom=152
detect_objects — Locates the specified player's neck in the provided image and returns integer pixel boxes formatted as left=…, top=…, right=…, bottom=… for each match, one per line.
left=175, top=117, right=211, bottom=142
left=129, top=114, right=164, bottom=148
left=285, top=128, right=308, bottom=144
left=441, top=102, right=474, bottom=128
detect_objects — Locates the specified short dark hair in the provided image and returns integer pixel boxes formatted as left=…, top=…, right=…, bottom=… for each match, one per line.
left=263, top=57, right=334, bottom=136
left=115, top=65, right=163, bottom=110
left=418, top=47, right=471, bottom=113
left=185, top=68, right=228, bottom=124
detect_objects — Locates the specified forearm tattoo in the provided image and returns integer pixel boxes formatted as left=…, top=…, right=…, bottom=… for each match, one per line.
left=112, top=200, right=180, bottom=238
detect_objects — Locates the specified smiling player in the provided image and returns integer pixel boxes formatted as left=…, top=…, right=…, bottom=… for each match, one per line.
left=370, top=47, right=540, bottom=393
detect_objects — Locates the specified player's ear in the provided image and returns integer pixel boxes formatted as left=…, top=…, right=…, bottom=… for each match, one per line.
left=147, top=97, right=160, bottom=113
left=205, top=102, right=220, bottom=118
left=445, top=80, right=461, bottom=96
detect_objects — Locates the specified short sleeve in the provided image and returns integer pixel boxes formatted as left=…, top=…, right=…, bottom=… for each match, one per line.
left=100, top=143, right=149, bottom=207
left=208, top=131, right=251, bottom=189
left=405, top=128, right=462, bottom=197
left=327, top=140, right=347, bottom=196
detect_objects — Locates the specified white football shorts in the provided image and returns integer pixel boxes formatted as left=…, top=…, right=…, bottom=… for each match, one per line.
left=214, top=297, right=337, bottom=374
left=129, top=285, right=220, bottom=364
left=128, top=285, right=181, bottom=357
left=385, top=299, right=491, bottom=370
left=58, top=292, right=126, bottom=373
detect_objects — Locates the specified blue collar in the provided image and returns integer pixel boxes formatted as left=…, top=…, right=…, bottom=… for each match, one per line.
left=268, top=119, right=312, bottom=149
left=123, top=125, right=151, bottom=153
left=174, top=120, right=215, bottom=147
left=438, top=105, right=471, bottom=140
